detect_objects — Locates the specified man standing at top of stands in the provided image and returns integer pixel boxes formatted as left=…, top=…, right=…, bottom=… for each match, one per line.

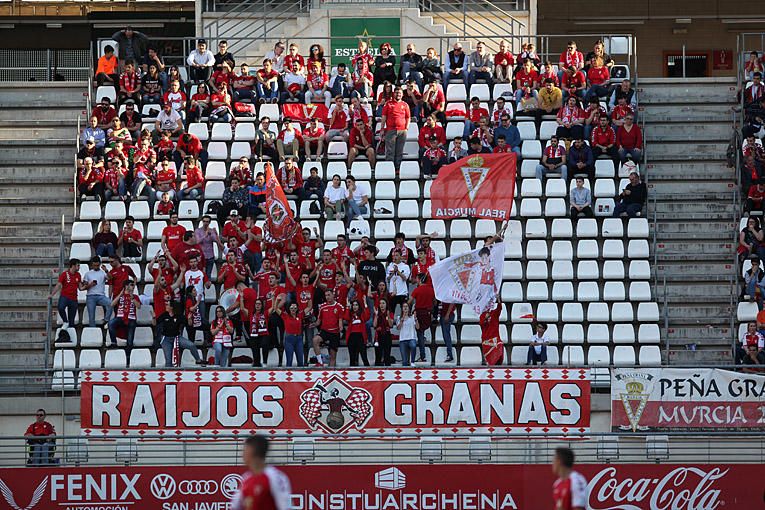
left=111, top=26, right=149, bottom=68
left=24, top=409, right=56, bottom=466
left=187, top=39, right=216, bottom=83
left=552, top=447, right=587, bottom=510
left=232, top=435, right=291, bottom=510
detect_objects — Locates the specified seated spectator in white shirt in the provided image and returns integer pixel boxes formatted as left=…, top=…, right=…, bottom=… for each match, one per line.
left=345, top=175, right=369, bottom=226
left=324, top=174, right=348, bottom=221
left=154, top=103, right=184, bottom=139
left=527, top=323, right=550, bottom=365
left=187, top=38, right=215, bottom=82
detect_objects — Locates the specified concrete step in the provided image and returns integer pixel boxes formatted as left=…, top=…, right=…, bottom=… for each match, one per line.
left=667, top=349, right=732, bottom=364
left=664, top=325, right=732, bottom=341
left=640, top=104, right=735, bottom=123
left=0, top=185, right=72, bottom=199
left=0, top=287, right=50, bottom=302
left=0, top=224, right=68, bottom=238
left=645, top=161, right=734, bottom=180
left=0, top=165, right=75, bottom=181
left=0, top=107, right=85, bottom=122
left=0, top=205, right=72, bottom=223
left=637, top=79, right=737, bottom=104
left=0, top=309, right=50, bottom=325
left=652, top=220, right=736, bottom=237
left=0, top=81, right=88, bottom=107
left=662, top=281, right=733, bottom=299
left=654, top=262, right=734, bottom=279
left=655, top=240, right=733, bottom=260
left=645, top=122, right=731, bottom=142
left=0, top=266, right=59, bottom=280
left=0, top=125, right=79, bottom=140
left=0, top=330, right=47, bottom=349
left=0, top=352, right=48, bottom=368
left=647, top=141, right=727, bottom=160
left=650, top=200, right=737, bottom=216
left=664, top=304, right=733, bottom=323
left=647, top=180, right=737, bottom=194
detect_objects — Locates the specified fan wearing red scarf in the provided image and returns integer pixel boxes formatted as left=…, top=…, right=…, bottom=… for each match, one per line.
left=107, top=280, right=141, bottom=353
left=479, top=290, right=504, bottom=366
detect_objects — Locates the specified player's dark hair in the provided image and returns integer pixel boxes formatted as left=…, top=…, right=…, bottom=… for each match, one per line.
left=245, top=434, right=269, bottom=459
left=555, top=447, right=575, bottom=468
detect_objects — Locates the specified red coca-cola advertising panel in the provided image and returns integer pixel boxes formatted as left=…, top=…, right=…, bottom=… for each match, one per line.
left=0, top=463, right=758, bottom=510
left=80, top=368, right=590, bottom=436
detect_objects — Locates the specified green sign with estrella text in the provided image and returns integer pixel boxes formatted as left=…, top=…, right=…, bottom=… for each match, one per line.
left=329, top=18, right=401, bottom=67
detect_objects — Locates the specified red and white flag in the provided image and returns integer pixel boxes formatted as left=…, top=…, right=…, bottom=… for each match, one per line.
left=263, top=162, right=299, bottom=243
left=429, top=242, right=505, bottom=315
left=431, top=153, right=516, bottom=220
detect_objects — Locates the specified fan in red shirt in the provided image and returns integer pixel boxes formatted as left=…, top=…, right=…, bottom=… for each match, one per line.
left=610, top=96, right=635, bottom=127
left=94, top=98, right=117, bottom=129
left=107, top=257, right=136, bottom=298
left=294, top=272, right=315, bottom=317
left=331, top=234, right=354, bottom=272
left=561, top=67, right=586, bottom=99
left=232, top=435, right=291, bottom=510
left=418, top=114, right=446, bottom=149
left=283, top=251, right=305, bottom=293
left=310, top=288, right=345, bottom=367
left=283, top=44, right=305, bottom=72
left=161, top=213, right=187, bottom=254
left=551, top=447, right=588, bottom=510
left=223, top=212, right=248, bottom=245
left=344, top=300, right=371, bottom=366
left=410, top=247, right=433, bottom=284
left=747, top=183, right=765, bottom=214
left=293, top=226, right=321, bottom=270
left=312, top=250, right=338, bottom=294
left=558, top=42, right=585, bottom=71
left=51, top=259, right=82, bottom=327
left=254, top=259, right=279, bottom=298
left=493, top=40, right=515, bottom=82
left=219, top=251, right=246, bottom=290
left=515, top=60, right=539, bottom=98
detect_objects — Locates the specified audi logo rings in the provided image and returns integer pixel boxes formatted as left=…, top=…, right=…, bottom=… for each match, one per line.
left=179, top=480, right=219, bottom=495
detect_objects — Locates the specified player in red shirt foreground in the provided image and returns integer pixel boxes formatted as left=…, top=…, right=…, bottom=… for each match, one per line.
left=232, top=435, right=291, bottom=510
left=551, top=447, right=587, bottom=510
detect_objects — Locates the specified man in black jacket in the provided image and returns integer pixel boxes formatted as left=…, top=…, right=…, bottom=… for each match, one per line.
left=399, top=43, right=423, bottom=89
left=111, top=27, right=149, bottom=67
left=444, top=43, right=467, bottom=88
left=613, top=171, right=646, bottom=217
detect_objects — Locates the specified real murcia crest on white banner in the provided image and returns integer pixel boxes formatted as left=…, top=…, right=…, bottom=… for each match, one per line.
left=0, top=477, right=47, bottom=510
left=614, top=372, right=654, bottom=432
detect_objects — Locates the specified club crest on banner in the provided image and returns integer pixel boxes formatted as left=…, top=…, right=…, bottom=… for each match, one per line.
left=299, top=374, right=373, bottom=433
left=0, top=477, right=47, bottom=510
left=461, top=156, right=490, bottom=203
left=614, top=371, right=654, bottom=432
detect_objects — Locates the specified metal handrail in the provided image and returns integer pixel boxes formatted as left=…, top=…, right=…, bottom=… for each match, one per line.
left=44, top=275, right=53, bottom=371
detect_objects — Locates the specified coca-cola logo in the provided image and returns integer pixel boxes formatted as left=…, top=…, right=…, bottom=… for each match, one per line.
left=588, top=466, right=728, bottom=510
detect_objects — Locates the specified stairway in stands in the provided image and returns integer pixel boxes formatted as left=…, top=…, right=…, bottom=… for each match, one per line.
left=640, top=77, right=738, bottom=363
left=0, top=81, right=85, bottom=370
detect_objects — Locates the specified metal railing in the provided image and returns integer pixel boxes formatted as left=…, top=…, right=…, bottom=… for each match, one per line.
left=0, top=48, right=91, bottom=82
left=2, top=432, right=765, bottom=468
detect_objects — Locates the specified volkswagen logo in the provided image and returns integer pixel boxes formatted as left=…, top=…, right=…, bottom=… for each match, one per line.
left=179, top=480, right=219, bottom=495
left=150, top=474, right=177, bottom=500
left=220, top=474, right=243, bottom=499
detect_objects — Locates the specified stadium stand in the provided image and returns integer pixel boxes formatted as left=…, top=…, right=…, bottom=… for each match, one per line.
left=39, top=32, right=670, bottom=380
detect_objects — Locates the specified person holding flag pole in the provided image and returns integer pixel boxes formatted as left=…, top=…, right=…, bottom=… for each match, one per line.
left=478, top=221, right=507, bottom=366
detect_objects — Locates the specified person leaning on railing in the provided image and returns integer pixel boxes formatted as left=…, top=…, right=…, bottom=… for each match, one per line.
left=24, top=409, right=56, bottom=466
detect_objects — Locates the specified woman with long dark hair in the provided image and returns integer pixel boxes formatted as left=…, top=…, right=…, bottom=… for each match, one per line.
left=373, top=298, right=394, bottom=366
left=158, top=300, right=205, bottom=367
left=374, top=42, right=397, bottom=89
left=307, top=44, right=326, bottom=71
left=248, top=298, right=271, bottom=367
left=345, top=300, right=371, bottom=366
left=210, top=305, right=233, bottom=367
left=280, top=302, right=304, bottom=367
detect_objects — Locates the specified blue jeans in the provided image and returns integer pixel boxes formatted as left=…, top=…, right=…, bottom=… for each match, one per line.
left=28, top=443, right=53, bottom=465
left=284, top=334, right=304, bottom=367
left=213, top=342, right=230, bottom=367
left=233, top=88, right=254, bottom=102
left=440, top=313, right=455, bottom=359
left=613, top=202, right=643, bottom=218
left=527, top=344, right=547, bottom=365
left=514, top=89, right=539, bottom=104
left=86, top=294, right=113, bottom=327
left=96, top=242, right=116, bottom=258
left=108, top=317, right=136, bottom=349
left=400, top=339, right=416, bottom=366
left=331, top=78, right=352, bottom=99
left=586, top=84, right=609, bottom=102
left=105, top=177, right=126, bottom=201
left=280, top=91, right=305, bottom=103
left=257, top=83, right=279, bottom=101
left=346, top=200, right=368, bottom=224
left=178, top=188, right=203, bottom=201
left=618, top=148, right=642, bottom=165
left=401, top=64, right=424, bottom=89
left=536, top=164, right=568, bottom=181
left=161, top=335, right=202, bottom=367
left=205, top=258, right=216, bottom=280
left=468, top=70, right=493, bottom=89
left=57, top=296, right=78, bottom=325
left=415, top=328, right=428, bottom=360
left=443, top=70, right=464, bottom=88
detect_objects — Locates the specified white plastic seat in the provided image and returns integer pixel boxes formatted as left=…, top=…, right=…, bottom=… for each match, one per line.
left=551, top=261, right=573, bottom=280
left=460, top=325, right=482, bottom=345
left=104, top=349, right=127, bottom=368
left=323, top=221, right=346, bottom=241
left=536, top=303, right=558, bottom=322
left=601, top=218, right=624, bottom=237
left=501, top=282, right=523, bottom=302
left=638, top=324, right=661, bottom=344
left=399, top=219, right=421, bottom=237
left=603, top=281, right=626, bottom=301
left=375, top=161, right=396, bottom=180
left=258, top=103, right=280, bottom=120
left=587, top=302, right=610, bottom=322
left=446, top=83, right=467, bottom=101
left=517, top=122, right=537, bottom=141
left=503, top=261, right=523, bottom=280
left=78, top=349, right=102, bottom=369
left=576, top=240, right=598, bottom=259
left=561, top=346, right=584, bottom=366
left=544, top=198, right=567, bottom=217
left=511, top=324, right=533, bottom=344
left=229, top=141, right=250, bottom=160
left=587, top=346, right=611, bottom=366
left=525, top=239, right=548, bottom=259
left=511, top=303, right=534, bottom=322
left=603, top=240, right=625, bottom=259
left=539, top=121, right=558, bottom=140
left=449, top=240, right=473, bottom=256
left=577, top=260, right=599, bottom=280
left=396, top=200, right=419, bottom=219
left=520, top=198, right=542, bottom=217
left=576, top=218, right=598, bottom=238
left=550, top=240, right=572, bottom=261
left=520, top=159, right=538, bottom=178
left=629, top=282, right=652, bottom=301
left=374, top=181, right=396, bottom=200
left=525, top=218, right=547, bottom=238
left=611, top=302, right=634, bottom=322
left=561, top=324, right=584, bottom=344
left=587, top=324, right=610, bottom=344
left=373, top=220, right=396, bottom=239
left=96, top=85, right=117, bottom=103
left=177, top=200, right=200, bottom=219
left=593, top=178, right=616, bottom=198
left=211, top=123, right=233, bottom=141
left=628, top=218, right=650, bottom=238
left=79, top=201, right=102, bottom=221
left=561, top=302, right=583, bottom=322
left=545, top=179, right=567, bottom=198
left=613, top=346, right=636, bottom=366
left=234, top=122, right=256, bottom=141
left=492, top=83, right=513, bottom=100
left=132, top=327, right=154, bottom=347
left=594, top=198, right=615, bottom=216
left=470, top=83, right=491, bottom=101
left=445, top=102, right=467, bottom=120
left=79, top=327, right=103, bottom=347
left=398, top=181, right=421, bottom=199
left=577, top=282, right=599, bottom=301
left=526, top=281, right=549, bottom=301
left=552, top=281, right=574, bottom=301
left=70, top=243, right=92, bottom=261
left=449, top=219, right=472, bottom=239
left=637, top=302, right=660, bottom=322
left=594, top=159, right=615, bottom=178
left=207, top=141, right=228, bottom=160
left=104, top=201, right=126, bottom=220
left=188, top=122, right=209, bottom=141
left=204, top=180, right=225, bottom=200
left=459, top=346, right=483, bottom=366
left=521, top=179, right=542, bottom=198
left=628, top=239, right=650, bottom=258
left=445, top=121, right=465, bottom=140
left=401, top=142, right=420, bottom=161
left=613, top=324, right=635, bottom=344
left=350, top=161, right=373, bottom=180
left=551, top=218, right=573, bottom=238
left=603, top=260, right=625, bottom=279
left=629, top=260, right=651, bottom=279
left=639, top=346, right=662, bottom=366
left=71, top=222, right=94, bottom=241
left=473, top=219, right=496, bottom=238
left=128, top=201, right=150, bottom=220
left=525, top=261, right=548, bottom=280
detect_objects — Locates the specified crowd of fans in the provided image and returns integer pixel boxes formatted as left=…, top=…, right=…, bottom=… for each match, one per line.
left=737, top=50, right=765, bottom=365
left=58, top=29, right=649, bottom=368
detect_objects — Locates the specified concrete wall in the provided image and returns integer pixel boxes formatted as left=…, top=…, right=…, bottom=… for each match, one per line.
left=537, top=0, right=765, bottom=78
